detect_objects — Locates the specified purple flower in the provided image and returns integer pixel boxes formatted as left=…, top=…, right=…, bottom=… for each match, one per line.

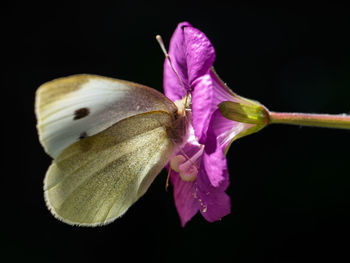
left=163, top=22, right=265, bottom=226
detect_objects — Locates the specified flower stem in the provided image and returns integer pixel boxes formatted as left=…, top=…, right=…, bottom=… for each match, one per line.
left=269, top=112, right=350, bottom=130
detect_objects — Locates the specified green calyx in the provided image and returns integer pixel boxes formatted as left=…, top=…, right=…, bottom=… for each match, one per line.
left=218, top=99, right=269, bottom=125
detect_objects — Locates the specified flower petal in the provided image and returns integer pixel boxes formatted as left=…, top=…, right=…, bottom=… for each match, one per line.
left=191, top=74, right=214, bottom=143
left=210, top=69, right=240, bottom=105
left=211, top=108, right=254, bottom=151
left=202, top=125, right=229, bottom=189
left=171, top=171, right=200, bottom=227
left=195, top=138, right=231, bottom=222
left=164, top=22, right=216, bottom=103
left=163, top=22, right=191, bottom=102
left=170, top=142, right=203, bottom=226
left=170, top=127, right=231, bottom=225
left=198, top=188, right=231, bottom=223
left=183, top=26, right=216, bottom=85
left=191, top=70, right=240, bottom=144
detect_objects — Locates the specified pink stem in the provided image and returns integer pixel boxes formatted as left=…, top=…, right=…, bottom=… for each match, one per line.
left=269, top=112, right=350, bottom=130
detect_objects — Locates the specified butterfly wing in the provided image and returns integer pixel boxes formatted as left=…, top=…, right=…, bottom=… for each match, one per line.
left=44, top=111, right=177, bottom=226
left=35, top=74, right=177, bottom=158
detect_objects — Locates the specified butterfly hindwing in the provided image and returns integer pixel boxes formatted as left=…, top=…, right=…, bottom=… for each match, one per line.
left=44, top=111, right=176, bottom=226
left=35, top=74, right=177, bottom=158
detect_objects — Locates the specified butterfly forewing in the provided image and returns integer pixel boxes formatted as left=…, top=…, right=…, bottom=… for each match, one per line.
left=35, top=74, right=177, bottom=158
left=44, top=111, right=177, bottom=226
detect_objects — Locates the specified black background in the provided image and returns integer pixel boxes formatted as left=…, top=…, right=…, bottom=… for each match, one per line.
left=2, top=2, right=350, bottom=263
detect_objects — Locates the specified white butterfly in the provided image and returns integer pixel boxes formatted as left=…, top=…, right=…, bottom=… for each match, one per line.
left=35, top=74, right=188, bottom=226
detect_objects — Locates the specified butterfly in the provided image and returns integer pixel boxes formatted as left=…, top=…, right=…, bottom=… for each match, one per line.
left=35, top=74, right=188, bottom=226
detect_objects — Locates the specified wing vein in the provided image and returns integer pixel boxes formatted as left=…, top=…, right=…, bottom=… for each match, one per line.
left=101, top=138, right=165, bottom=223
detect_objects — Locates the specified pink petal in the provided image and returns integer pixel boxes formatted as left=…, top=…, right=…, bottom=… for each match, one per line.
left=171, top=170, right=200, bottom=227
left=164, top=22, right=216, bottom=104
left=170, top=134, right=231, bottom=225
left=211, top=109, right=254, bottom=151
left=202, top=125, right=229, bottom=189
left=196, top=149, right=231, bottom=222
left=191, top=70, right=245, bottom=145
left=191, top=74, right=214, bottom=143
left=195, top=124, right=231, bottom=222
left=170, top=142, right=203, bottom=226
left=198, top=188, right=231, bottom=223
left=209, top=70, right=239, bottom=105
left=183, top=26, right=216, bottom=85
left=163, top=22, right=191, bottom=102
left=208, top=71, right=255, bottom=150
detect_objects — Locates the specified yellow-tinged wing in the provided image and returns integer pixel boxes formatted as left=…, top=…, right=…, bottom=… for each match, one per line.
left=44, top=111, right=176, bottom=226
left=35, top=74, right=177, bottom=158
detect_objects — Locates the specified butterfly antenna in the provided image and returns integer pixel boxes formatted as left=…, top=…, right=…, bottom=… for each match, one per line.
left=156, top=35, right=189, bottom=101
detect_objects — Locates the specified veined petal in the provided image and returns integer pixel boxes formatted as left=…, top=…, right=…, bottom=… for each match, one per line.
left=170, top=142, right=203, bottom=227
left=171, top=171, right=200, bottom=227
left=210, top=69, right=240, bottom=105
left=183, top=26, right=216, bottom=85
left=191, top=70, right=239, bottom=144
left=191, top=74, right=214, bottom=143
left=164, top=22, right=216, bottom=103
left=163, top=22, right=191, bottom=101
left=195, top=143, right=231, bottom=222
left=198, top=188, right=231, bottom=223
left=211, top=108, right=254, bottom=151
left=209, top=70, right=267, bottom=151
left=202, top=125, right=229, bottom=189
left=171, top=136, right=230, bottom=225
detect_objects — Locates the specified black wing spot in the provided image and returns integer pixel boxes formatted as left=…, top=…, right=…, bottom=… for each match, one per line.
left=74, top=108, right=90, bottom=120
left=79, top=132, right=88, bottom=140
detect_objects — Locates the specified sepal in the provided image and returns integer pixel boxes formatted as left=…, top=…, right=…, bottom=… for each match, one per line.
left=219, top=99, right=269, bottom=125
